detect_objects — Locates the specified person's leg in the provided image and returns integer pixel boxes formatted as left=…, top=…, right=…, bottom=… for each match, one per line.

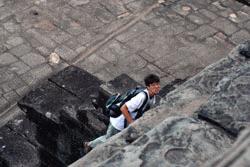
left=88, top=123, right=120, bottom=148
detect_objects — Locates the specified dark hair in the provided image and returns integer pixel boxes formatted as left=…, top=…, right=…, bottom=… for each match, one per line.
left=144, top=74, right=160, bottom=86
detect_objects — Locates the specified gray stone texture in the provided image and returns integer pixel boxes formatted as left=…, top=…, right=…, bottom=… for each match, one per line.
left=96, top=117, right=233, bottom=167
left=211, top=17, right=239, bottom=35
left=116, top=22, right=152, bottom=42
left=206, top=128, right=250, bottom=167
left=9, top=44, right=32, bottom=57
left=3, top=20, right=21, bottom=33
left=189, top=25, right=217, bottom=40
left=21, top=52, right=46, bottom=67
left=199, top=9, right=218, bottom=20
left=6, top=36, right=24, bottom=47
left=230, top=30, right=250, bottom=45
left=0, top=97, right=8, bottom=112
left=197, top=41, right=250, bottom=137
left=187, top=14, right=210, bottom=25
left=9, top=61, right=30, bottom=75
left=26, top=29, right=57, bottom=48
left=3, top=90, right=19, bottom=103
left=69, top=42, right=250, bottom=167
left=0, top=52, right=17, bottom=65
left=54, top=45, right=77, bottom=61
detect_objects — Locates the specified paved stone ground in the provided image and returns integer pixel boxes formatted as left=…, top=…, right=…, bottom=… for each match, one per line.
left=0, top=0, right=249, bottom=119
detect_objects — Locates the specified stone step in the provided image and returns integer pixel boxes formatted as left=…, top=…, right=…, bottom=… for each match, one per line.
left=14, top=66, right=109, bottom=165
left=0, top=126, right=42, bottom=167
left=49, top=65, right=103, bottom=102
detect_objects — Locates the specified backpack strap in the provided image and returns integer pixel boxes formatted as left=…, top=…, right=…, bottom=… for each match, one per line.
left=124, top=91, right=149, bottom=128
left=134, top=91, right=149, bottom=119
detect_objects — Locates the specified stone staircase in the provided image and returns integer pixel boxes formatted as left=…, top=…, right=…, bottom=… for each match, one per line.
left=0, top=64, right=182, bottom=166
left=69, top=41, right=250, bottom=167
left=0, top=41, right=249, bottom=166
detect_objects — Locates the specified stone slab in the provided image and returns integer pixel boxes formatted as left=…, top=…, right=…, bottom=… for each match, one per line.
left=6, top=113, right=82, bottom=166
left=49, top=66, right=103, bottom=102
left=206, top=128, right=250, bottom=167
left=197, top=41, right=250, bottom=137
left=5, top=112, right=66, bottom=166
left=70, top=117, right=234, bottom=167
left=0, top=126, right=41, bottom=167
left=18, top=79, right=106, bottom=134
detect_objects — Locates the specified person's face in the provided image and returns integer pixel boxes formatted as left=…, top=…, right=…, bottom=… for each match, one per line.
left=147, top=82, right=161, bottom=96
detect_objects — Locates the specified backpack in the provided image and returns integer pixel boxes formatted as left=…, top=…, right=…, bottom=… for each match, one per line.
left=105, top=87, right=149, bottom=118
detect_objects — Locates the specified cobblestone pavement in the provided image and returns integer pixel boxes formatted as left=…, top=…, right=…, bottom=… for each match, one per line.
left=0, top=0, right=249, bottom=117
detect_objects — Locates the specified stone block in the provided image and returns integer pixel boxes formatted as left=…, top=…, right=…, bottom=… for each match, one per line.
left=3, top=91, right=19, bottom=103
left=0, top=52, right=18, bottom=65
left=3, top=21, right=21, bottom=33
left=230, top=30, right=250, bottom=45
left=0, top=7, right=12, bottom=21
left=7, top=77, right=27, bottom=91
left=6, top=36, right=24, bottom=47
left=197, top=42, right=250, bottom=136
left=49, top=66, right=103, bottom=101
left=0, top=126, right=41, bottom=167
left=66, top=21, right=84, bottom=35
left=243, top=20, right=250, bottom=31
left=94, top=6, right=116, bottom=24
left=103, top=53, right=147, bottom=77
left=221, top=0, right=244, bottom=11
left=97, top=40, right=132, bottom=62
left=99, top=0, right=128, bottom=16
left=187, top=14, right=210, bottom=25
left=19, top=79, right=106, bottom=134
left=172, top=4, right=192, bottom=16
left=211, top=17, right=239, bottom=35
left=116, top=22, right=152, bottom=42
left=144, top=32, right=185, bottom=60
left=9, top=61, right=31, bottom=75
left=198, top=71, right=250, bottom=136
left=26, top=29, right=57, bottom=48
left=0, top=67, right=15, bottom=84
left=65, top=38, right=83, bottom=51
left=9, top=44, right=32, bottom=57
left=16, top=85, right=29, bottom=97
left=0, top=97, right=9, bottom=112
left=36, top=46, right=50, bottom=57
left=76, top=29, right=97, bottom=46
left=21, top=52, right=46, bottom=67
left=29, top=64, right=52, bottom=82
left=77, top=53, right=108, bottom=74
left=6, top=113, right=73, bottom=166
left=190, top=25, right=217, bottom=40
left=49, top=30, right=71, bottom=44
left=229, top=11, right=249, bottom=24
left=54, top=45, right=77, bottom=61
left=206, top=128, right=250, bottom=167
left=199, top=9, right=218, bottom=20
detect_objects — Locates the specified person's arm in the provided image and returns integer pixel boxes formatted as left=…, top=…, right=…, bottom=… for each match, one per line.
left=120, top=104, right=134, bottom=124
